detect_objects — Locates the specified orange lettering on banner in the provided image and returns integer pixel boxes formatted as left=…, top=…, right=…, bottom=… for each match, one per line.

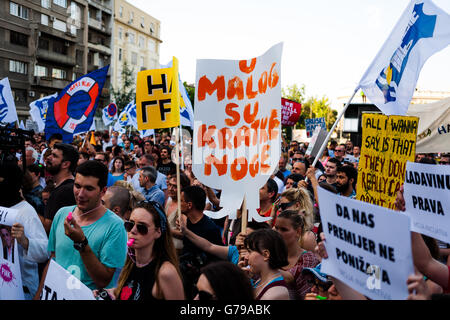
left=260, top=145, right=271, bottom=173
left=250, top=119, right=260, bottom=146
left=268, top=63, right=279, bottom=88
left=198, top=124, right=217, bottom=148
left=234, top=126, right=251, bottom=148
left=243, top=102, right=259, bottom=124
left=246, top=75, right=258, bottom=99
left=205, top=155, right=228, bottom=176
left=249, top=154, right=259, bottom=177
left=227, top=77, right=244, bottom=100
left=225, top=103, right=240, bottom=126
left=268, top=109, right=280, bottom=139
left=258, top=71, right=268, bottom=94
left=239, top=58, right=257, bottom=74
left=259, top=117, right=268, bottom=144
left=218, top=127, right=233, bottom=150
left=198, top=75, right=225, bottom=101
left=231, top=157, right=248, bottom=181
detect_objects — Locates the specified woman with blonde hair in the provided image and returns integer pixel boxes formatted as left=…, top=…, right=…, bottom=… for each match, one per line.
left=275, top=187, right=316, bottom=252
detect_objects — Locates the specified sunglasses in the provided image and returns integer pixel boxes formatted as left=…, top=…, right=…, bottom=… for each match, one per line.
left=307, top=278, right=333, bottom=291
left=279, top=201, right=296, bottom=210
left=124, top=220, right=150, bottom=235
left=292, top=158, right=303, bottom=162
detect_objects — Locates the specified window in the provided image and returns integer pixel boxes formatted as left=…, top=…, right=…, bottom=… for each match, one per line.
left=150, top=23, right=155, bottom=35
left=76, top=50, right=83, bottom=65
left=34, top=65, right=48, bottom=77
left=52, top=68, right=66, bottom=79
left=118, top=48, right=122, bottom=61
left=148, top=39, right=155, bottom=52
left=141, top=17, right=145, bottom=28
left=38, top=38, right=49, bottom=50
left=129, top=11, right=134, bottom=23
left=53, top=18, right=67, bottom=32
left=119, top=6, right=123, bottom=18
left=10, top=31, right=28, bottom=47
left=131, top=52, right=137, bottom=65
left=53, top=0, right=67, bottom=8
left=9, top=60, right=28, bottom=74
left=12, top=89, right=27, bottom=103
left=41, top=14, right=49, bottom=26
left=140, top=56, right=145, bottom=67
left=138, top=36, right=144, bottom=48
left=10, top=2, right=29, bottom=20
left=128, top=32, right=135, bottom=44
left=118, top=27, right=123, bottom=40
left=53, top=40, right=68, bottom=55
left=41, top=0, right=50, bottom=9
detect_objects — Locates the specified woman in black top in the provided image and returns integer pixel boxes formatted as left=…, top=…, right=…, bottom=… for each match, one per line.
left=96, top=201, right=184, bottom=300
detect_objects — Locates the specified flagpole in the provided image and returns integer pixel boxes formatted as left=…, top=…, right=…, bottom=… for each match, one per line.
left=305, top=87, right=359, bottom=183
left=179, top=123, right=184, bottom=170
left=174, top=127, right=182, bottom=221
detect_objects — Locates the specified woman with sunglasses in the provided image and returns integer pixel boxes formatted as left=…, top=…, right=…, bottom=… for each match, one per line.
left=275, top=188, right=316, bottom=252
left=274, top=210, right=319, bottom=300
left=194, top=261, right=254, bottom=301
left=242, top=229, right=290, bottom=300
left=96, top=201, right=184, bottom=300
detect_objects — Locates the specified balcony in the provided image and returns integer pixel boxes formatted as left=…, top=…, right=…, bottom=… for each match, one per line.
left=33, top=76, right=70, bottom=90
left=88, top=42, right=111, bottom=55
left=88, top=18, right=112, bottom=34
left=37, top=49, right=76, bottom=67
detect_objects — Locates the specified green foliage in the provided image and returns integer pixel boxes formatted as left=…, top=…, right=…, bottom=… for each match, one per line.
left=282, top=84, right=337, bottom=130
left=110, top=61, right=136, bottom=113
left=183, top=81, right=195, bottom=109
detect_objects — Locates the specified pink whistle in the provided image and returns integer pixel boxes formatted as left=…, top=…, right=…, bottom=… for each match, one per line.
left=67, top=212, right=73, bottom=221
left=127, top=239, right=135, bottom=247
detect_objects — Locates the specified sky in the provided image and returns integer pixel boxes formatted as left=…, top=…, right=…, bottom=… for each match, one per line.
left=132, top=0, right=450, bottom=110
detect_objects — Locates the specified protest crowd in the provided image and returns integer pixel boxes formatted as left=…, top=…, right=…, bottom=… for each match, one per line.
left=1, top=126, right=449, bottom=301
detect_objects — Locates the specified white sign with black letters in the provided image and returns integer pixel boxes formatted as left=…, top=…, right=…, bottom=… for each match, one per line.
left=404, top=161, right=450, bottom=243
left=0, top=207, right=18, bottom=227
left=318, top=187, right=414, bottom=300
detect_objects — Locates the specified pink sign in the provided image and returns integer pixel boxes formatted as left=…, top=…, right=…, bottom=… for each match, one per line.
left=281, top=98, right=301, bottom=126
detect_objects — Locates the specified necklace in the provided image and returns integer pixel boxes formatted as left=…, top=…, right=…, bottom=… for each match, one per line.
left=75, top=204, right=103, bottom=218
left=254, top=272, right=282, bottom=289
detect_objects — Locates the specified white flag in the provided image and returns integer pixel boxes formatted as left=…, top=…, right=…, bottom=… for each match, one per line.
left=29, top=93, right=58, bottom=132
left=0, top=78, right=18, bottom=124
left=359, top=0, right=450, bottom=115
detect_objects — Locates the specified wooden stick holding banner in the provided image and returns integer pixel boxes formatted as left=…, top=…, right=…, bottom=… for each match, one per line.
left=174, top=127, right=182, bottom=220
left=305, top=87, right=359, bottom=183
left=179, top=123, right=184, bottom=170
left=241, top=196, right=248, bottom=233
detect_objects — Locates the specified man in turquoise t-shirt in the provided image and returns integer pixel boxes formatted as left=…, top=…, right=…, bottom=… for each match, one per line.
left=38, top=160, right=127, bottom=293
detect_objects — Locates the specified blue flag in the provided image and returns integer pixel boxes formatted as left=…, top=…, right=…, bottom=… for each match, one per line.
left=45, top=66, right=109, bottom=142
left=29, top=93, right=58, bottom=132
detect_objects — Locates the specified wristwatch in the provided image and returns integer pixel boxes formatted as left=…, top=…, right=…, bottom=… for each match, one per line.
left=73, top=237, right=88, bottom=252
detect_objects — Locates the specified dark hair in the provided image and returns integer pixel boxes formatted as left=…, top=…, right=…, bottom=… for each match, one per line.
left=75, top=160, right=108, bottom=189
left=27, top=163, right=44, bottom=178
left=246, top=220, right=271, bottom=231
left=141, top=166, right=157, bottom=183
left=182, top=185, right=206, bottom=211
left=111, top=156, right=125, bottom=173
left=244, top=229, right=288, bottom=270
left=107, top=186, right=130, bottom=217
left=53, top=143, right=79, bottom=173
left=113, top=145, right=123, bottom=157
left=200, top=261, right=254, bottom=300
left=266, top=178, right=278, bottom=202
left=286, top=173, right=304, bottom=184
left=80, top=152, right=90, bottom=160
left=0, top=159, right=23, bottom=207
left=337, top=164, right=357, bottom=188
left=419, top=157, right=436, bottom=165
left=48, top=133, right=63, bottom=143
left=124, top=160, right=136, bottom=168
left=169, top=172, right=191, bottom=189
left=327, top=157, right=342, bottom=167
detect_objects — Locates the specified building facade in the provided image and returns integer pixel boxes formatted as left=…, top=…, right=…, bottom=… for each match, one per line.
left=0, top=0, right=113, bottom=121
left=111, top=0, right=161, bottom=92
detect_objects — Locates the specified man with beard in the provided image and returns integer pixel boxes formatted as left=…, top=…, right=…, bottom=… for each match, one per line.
left=35, top=160, right=127, bottom=294
left=157, top=146, right=176, bottom=176
left=335, top=165, right=357, bottom=199
left=42, top=143, right=79, bottom=234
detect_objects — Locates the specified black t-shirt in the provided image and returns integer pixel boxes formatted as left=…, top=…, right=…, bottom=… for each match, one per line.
left=156, top=161, right=176, bottom=176
left=44, top=179, right=76, bottom=221
left=119, top=259, right=159, bottom=301
left=182, top=215, right=223, bottom=259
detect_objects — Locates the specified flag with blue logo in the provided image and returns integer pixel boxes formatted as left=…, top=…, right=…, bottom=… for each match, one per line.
left=0, top=78, right=18, bottom=124
left=45, top=65, right=109, bottom=142
left=358, top=0, right=450, bottom=116
left=29, top=93, right=58, bottom=132
left=102, top=102, right=118, bottom=126
left=160, top=60, right=194, bottom=129
left=113, top=100, right=135, bottom=132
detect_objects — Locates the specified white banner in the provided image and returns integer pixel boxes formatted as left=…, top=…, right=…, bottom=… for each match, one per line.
left=41, top=260, right=95, bottom=300
left=0, top=77, right=18, bottom=124
left=318, top=187, right=414, bottom=300
left=0, top=207, right=19, bottom=227
left=0, top=239, right=24, bottom=300
left=404, top=161, right=450, bottom=243
left=193, top=43, right=283, bottom=222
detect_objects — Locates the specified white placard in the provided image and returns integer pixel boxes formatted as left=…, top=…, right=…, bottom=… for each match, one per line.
left=0, top=206, right=19, bottom=227
left=404, top=161, right=450, bottom=243
left=0, top=240, right=24, bottom=300
left=318, top=187, right=414, bottom=300
left=305, top=126, right=328, bottom=157
left=41, top=260, right=96, bottom=300
left=193, top=43, right=283, bottom=222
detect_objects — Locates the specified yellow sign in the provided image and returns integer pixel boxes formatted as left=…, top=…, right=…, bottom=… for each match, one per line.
left=356, top=113, right=419, bottom=210
left=136, top=57, right=180, bottom=129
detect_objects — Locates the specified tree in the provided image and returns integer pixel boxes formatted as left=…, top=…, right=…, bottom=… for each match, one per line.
left=303, top=96, right=337, bottom=130
left=183, top=82, right=195, bottom=109
left=110, top=61, right=135, bottom=113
